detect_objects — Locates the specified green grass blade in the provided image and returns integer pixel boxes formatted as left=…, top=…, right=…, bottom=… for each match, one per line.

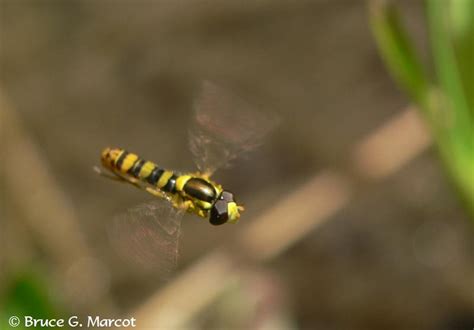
left=427, top=0, right=474, bottom=215
left=369, top=0, right=474, bottom=217
left=448, top=0, right=474, bottom=115
left=427, top=0, right=471, bottom=123
left=369, top=0, right=430, bottom=109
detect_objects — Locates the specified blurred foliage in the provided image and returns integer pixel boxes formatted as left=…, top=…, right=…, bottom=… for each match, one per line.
left=1, top=272, right=64, bottom=330
left=369, top=0, right=474, bottom=219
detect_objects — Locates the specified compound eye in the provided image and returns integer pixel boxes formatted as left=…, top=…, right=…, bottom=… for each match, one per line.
left=220, top=191, right=234, bottom=202
left=210, top=200, right=228, bottom=225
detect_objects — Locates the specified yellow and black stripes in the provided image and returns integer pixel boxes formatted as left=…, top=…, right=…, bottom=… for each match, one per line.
left=147, top=167, right=164, bottom=185
left=128, top=159, right=145, bottom=177
left=114, top=150, right=129, bottom=170
left=114, top=150, right=138, bottom=173
left=103, top=148, right=178, bottom=194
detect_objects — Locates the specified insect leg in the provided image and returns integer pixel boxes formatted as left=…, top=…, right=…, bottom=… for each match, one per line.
left=178, top=200, right=194, bottom=211
left=94, top=166, right=127, bottom=182
left=145, top=186, right=172, bottom=201
left=95, top=166, right=144, bottom=190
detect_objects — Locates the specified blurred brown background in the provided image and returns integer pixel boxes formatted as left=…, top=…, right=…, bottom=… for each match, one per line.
left=1, top=1, right=473, bottom=329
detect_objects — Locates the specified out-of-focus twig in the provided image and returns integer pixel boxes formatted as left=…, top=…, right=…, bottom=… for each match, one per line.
left=238, top=171, right=351, bottom=261
left=0, top=90, right=116, bottom=314
left=352, top=106, right=431, bottom=179
left=132, top=107, right=432, bottom=329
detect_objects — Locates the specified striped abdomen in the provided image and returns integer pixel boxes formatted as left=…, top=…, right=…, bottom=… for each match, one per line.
left=101, top=148, right=178, bottom=193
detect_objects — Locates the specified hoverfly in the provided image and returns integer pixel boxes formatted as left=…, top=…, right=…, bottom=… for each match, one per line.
left=96, top=81, right=276, bottom=273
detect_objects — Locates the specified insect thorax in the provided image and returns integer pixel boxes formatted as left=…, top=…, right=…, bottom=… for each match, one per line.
left=177, top=176, right=220, bottom=211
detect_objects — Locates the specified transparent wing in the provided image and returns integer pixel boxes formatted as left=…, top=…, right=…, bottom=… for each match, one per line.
left=108, top=200, right=183, bottom=278
left=189, top=81, right=279, bottom=175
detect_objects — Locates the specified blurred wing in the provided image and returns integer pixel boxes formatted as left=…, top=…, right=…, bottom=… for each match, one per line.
left=108, top=201, right=183, bottom=277
left=189, top=81, right=279, bottom=175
